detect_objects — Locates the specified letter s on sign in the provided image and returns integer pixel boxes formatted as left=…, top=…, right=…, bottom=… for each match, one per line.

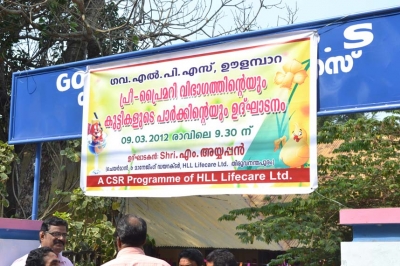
left=343, top=23, right=373, bottom=50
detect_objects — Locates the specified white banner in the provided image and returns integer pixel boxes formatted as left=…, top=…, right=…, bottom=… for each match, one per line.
left=81, top=30, right=319, bottom=197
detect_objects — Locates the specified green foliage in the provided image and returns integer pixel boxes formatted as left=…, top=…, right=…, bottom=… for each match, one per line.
left=220, top=113, right=400, bottom=265
left=0, top=141, right=16, bottom=209
left=53, top=188, right=156, bottom=265
left=54, top=188, right=121, bottom=265
left=60, top=140, right=81, bottom=163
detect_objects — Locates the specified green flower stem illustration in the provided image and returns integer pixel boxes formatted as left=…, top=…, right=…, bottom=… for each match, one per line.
left=276, top=59, right=311, bottom=140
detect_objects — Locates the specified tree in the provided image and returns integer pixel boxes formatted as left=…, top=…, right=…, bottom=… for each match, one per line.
left=0, top=1, right=299, bottom=263
left=219, top=112, right=400, bottom=265
left=53, top=188, right=120, bottom=265
left=0, top=0, right=298, bottom=218
left=0, top=140, right=15, bottom=215
left=0, top=0, right=298, bottom=215
left=53, top=188, right=157, bottom=265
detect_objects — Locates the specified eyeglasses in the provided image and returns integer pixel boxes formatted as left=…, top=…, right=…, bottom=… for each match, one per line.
left=46, top=231, right=68, bottom=238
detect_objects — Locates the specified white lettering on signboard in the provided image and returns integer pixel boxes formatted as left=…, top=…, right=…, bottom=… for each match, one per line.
left=56, top=70, right=85, bottom=105
left=319, top=23, right=373, bottom=75
left=343, top=23, right=374, bottom=49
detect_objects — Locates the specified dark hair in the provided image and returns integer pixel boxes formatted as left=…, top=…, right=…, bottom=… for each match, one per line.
left=26, top=247, right=55, bottom=266
left=40, top=216, right=68, bottom=232
left=117, top=214, right=147, bottom=247
left=179, top=249, right=204, bottom=266
left=205, top=249, right=236, bottom=266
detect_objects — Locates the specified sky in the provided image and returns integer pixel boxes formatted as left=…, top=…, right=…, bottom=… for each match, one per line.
left=279, top=0, right=400, bottom=24
left=206, top=0, right=400, bottom=40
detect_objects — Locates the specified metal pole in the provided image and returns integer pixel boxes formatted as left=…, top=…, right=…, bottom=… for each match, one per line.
left=32, top=142, right=42, bottom=220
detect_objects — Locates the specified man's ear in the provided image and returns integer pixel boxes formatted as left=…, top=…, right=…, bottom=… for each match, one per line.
left=116, top=236, right=122, bottom=250
left=39, top=231, right=45, bottom=243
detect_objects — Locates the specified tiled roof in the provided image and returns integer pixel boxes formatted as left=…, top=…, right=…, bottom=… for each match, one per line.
left=126, top=195, right=285, bottom=250
left=317, top=140, right=344, bottom=157
left=125, top=140, right=343, bottom=250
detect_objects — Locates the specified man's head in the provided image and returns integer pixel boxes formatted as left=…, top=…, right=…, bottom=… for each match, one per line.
left=26, top=247, right=60, bottom=266
left=39, top=217, right=68, bottom=255
left=116, top=214, right=147, bottom=249
left=179, top=249, right=204, bottom=266
left=205, top=249, right=236, bottom=266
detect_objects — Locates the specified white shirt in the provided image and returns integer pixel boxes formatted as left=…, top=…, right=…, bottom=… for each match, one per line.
left=10, top=252, right=73, bottom=266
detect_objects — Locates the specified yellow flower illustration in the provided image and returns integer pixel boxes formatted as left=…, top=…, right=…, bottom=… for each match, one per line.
left=274, top=59, right=308, bottom=90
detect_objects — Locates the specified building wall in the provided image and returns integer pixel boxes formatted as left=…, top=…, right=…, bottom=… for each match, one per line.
left=341, top=242, right=400, bottom=265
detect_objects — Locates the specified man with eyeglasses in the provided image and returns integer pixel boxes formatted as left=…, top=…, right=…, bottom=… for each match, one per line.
left=10, top=216, right=73, bottom=266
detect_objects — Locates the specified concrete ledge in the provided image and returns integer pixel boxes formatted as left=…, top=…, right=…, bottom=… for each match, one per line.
left=340, top=208, right=400, bottom=225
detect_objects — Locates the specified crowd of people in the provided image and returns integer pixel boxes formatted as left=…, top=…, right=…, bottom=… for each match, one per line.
left=10, top=215, right=239, bottom=266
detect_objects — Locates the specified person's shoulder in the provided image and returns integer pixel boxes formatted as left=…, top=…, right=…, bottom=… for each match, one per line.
left=60, top=254, right=74, bottom=266
left=145, top=255, right=170, bottom=266
left=10, top=254, right=28, bottom=266
left=100, top=258, right=116, bottom=266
